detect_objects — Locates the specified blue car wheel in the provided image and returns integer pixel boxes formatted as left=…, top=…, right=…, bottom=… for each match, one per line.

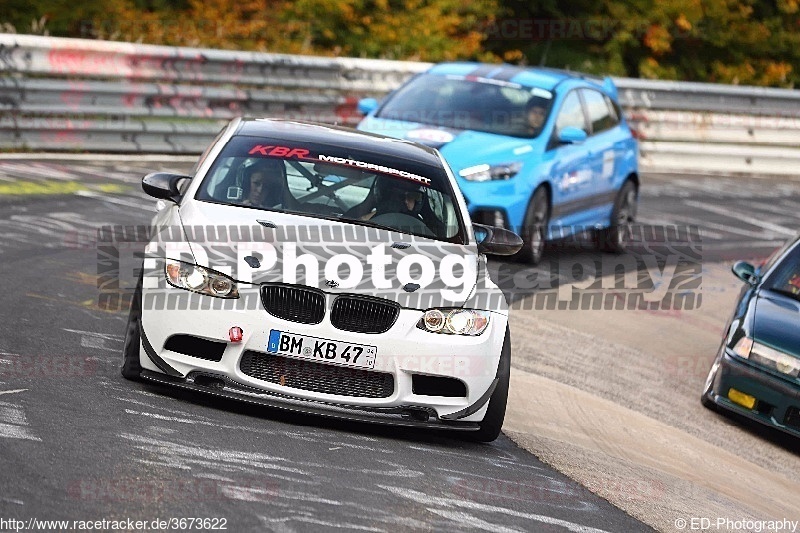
left=597, top=180, right=637, bottom=254
left=515, top=186, right=549, bottom=264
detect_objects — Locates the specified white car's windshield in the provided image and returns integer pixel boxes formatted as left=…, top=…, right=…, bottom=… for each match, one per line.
left=195, top=135, right=466, bottom=243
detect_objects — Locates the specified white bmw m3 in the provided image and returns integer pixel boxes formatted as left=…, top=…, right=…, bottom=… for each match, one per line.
left=122, top=118, right=522, bottom=442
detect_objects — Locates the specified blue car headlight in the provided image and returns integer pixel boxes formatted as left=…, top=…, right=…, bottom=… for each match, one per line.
left=459, top=162, right=522, bottom=182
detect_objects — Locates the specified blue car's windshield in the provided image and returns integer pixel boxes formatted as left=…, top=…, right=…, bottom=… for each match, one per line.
left=376, top=73, right=553, bottom=138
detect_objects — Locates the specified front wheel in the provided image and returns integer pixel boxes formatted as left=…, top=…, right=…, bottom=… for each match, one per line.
left=121, top=271, right=144, bottom=381
left=597, top=180, right=637, bottom=254
left=465, top=327, right=511, bottom=443
left=515, top=187, right=549, bottom=264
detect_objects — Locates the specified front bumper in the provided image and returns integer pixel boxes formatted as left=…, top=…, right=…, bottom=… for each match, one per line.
left=137, top=288, right=506, bottom=426
left=458, top=178, right=528, bottom=230
left=139, top=370, right=482, bottom=431
left=707, top=350, right=800, bottom=438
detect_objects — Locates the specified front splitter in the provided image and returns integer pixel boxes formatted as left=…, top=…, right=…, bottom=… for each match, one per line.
left=139, top=369, right=481, bottom=432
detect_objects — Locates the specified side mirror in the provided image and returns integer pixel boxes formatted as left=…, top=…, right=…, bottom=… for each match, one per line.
left=732, top=261, right=759, bottom=286
left=142, top=172, right=191, bottom=203
left=557, top=127, right=588, bottom=144
left=357, top=98, right=379, bottom=115
left=473, top=223, right=524, bottom=256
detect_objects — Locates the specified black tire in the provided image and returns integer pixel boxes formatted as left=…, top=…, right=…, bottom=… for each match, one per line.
left=465, top=327, right=511, bottom=443
left=121, top=271, right=144, bottom=381
left=700, top=390, right=717, bottom=411
left=597, top=179, right=637, bottom=254
left=515, top=187, right=549, bottom=265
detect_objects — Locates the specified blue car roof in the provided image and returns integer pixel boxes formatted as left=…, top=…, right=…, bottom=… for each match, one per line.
left=426, top=62, right=602, bottom=93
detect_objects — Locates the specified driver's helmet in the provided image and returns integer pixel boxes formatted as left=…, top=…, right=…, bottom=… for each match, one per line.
left=374, top=177, right=426, bottom=215
left=241, top=158, right=287, bottom=206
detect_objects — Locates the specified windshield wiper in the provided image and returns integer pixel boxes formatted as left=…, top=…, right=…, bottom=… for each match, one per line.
left=337, top=215, right=440, bottom=240
left=247, top=207, right=436, bottom=240
left=276, top=209, right=342, bottom=223
left=264, top=209, right=415, bottom=235
left=337, top=216, right=404, bottom=234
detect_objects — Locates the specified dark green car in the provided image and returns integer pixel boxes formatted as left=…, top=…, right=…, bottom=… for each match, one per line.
left=702, top=235, right=800, bottom=437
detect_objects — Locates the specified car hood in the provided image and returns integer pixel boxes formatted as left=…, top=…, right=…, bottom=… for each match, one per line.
left=752, top=292, right=800, bottom=358
left=358, top=118, right=537, bottom=170
left=168, top=200, right=483, bottom=310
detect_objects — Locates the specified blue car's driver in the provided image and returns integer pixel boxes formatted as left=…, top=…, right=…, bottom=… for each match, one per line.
left=525, top=96, right=549, bottom=136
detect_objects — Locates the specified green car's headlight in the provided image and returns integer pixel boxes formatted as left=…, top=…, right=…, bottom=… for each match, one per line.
left=417, top=309, right=490, bottom=336
left=750, top=342, right=800, bottom=377
left=731, top=336, right=800, bottom=377
left=165, top=259, right=239, bottom=299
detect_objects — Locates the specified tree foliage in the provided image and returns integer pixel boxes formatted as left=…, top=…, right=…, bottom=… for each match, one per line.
left=1, top=0, right=798, bottom=86
left=484, top=0, right=800, bottom=86
left=54, top=0, right=497, bottom=62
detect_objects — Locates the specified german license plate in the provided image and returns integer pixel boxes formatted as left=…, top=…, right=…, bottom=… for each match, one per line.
left=267, top=329, right=377, bottom=370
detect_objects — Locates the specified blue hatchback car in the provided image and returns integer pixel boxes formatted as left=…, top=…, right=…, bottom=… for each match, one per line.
left=357, top=62, right=639, bottom=263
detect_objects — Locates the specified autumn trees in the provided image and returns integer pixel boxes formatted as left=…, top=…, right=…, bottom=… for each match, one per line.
left=1, top=0, right=798, bottom=86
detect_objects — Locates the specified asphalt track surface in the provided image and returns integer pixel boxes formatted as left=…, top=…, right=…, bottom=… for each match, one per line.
left=1, top=156, right=798, bottom=531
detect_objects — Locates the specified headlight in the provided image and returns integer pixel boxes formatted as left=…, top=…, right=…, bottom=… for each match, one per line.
left=731, top=337, right=753, bottom=359
left=165, top=259, right=239, bottom=299
left=459, top=162, right=522, bottom=182
left=750, top=342, right=800, bottom=377
left=417, top=309, right=490, bottom=336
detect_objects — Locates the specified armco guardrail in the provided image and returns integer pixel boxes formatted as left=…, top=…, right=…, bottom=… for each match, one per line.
left=2, top=34, right=799, bottom=175
left=0, top=34, right=429, bottom=153
left=616, top=79, right=800, bottom=175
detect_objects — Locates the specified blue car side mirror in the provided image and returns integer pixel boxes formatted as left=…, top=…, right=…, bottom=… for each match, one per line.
left=557, top=127, right=588, bottom=144
left=357, top=98, right=379, bottom=115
